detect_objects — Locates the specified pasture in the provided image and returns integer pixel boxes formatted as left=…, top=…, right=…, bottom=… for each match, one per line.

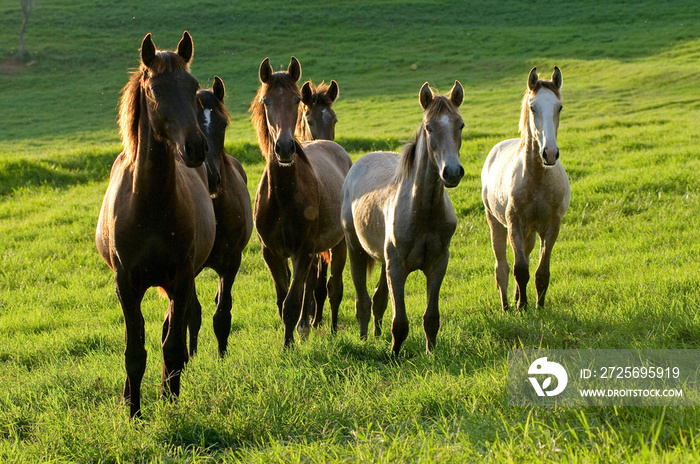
left=1, top=0, right=700, bottom=461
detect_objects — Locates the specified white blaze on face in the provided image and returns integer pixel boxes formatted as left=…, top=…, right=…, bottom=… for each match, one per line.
left=530, top=88, right=561, bottom=165
left=202, top=108, right=212, bottom=134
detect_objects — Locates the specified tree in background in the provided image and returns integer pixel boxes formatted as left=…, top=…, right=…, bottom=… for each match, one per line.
left=19, top=0, right=39, bottom=62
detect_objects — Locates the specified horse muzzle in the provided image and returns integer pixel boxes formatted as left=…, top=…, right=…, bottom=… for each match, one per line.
left=204, top=160, right=221, bottom=196
left=441, top=163, right=465, bottom=188
left=274, top=138, right=297, bottom=165
left=541, top=148, right=560, bottom=166
left=181, top=136, right=209, bottom=168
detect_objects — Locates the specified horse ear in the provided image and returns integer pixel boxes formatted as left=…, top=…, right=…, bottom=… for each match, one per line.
left=288, top=56, right=301, bottom=82
left=328, top=80, right=339, bottom=102
left=527, top=67, right=539, bottom=91
left=213, top=76, right=226, bottom=102
left=419, top=82, right=434, bottom=110
left=552, top=66, right=563, bottom=89
left=301, top=81, right=314, bottom=105
left=177, top=31, right=193, bottom=64
left=450, top=80, right=464, bottom=107
left=259, top=57, right=273, bottom=84
left=141, top=33, right=157, bottom=68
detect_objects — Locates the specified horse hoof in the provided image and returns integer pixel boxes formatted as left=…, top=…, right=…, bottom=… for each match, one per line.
left=297, top=325, right=310, bottom=341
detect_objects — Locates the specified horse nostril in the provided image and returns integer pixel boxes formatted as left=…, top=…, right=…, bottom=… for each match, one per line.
left=458, top=166, right=465, bottom=178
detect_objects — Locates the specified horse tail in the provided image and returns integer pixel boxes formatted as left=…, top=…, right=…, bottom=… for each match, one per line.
left=319, top=250, right=331, bottom=264
left=367, top=259, right=375, bottom=277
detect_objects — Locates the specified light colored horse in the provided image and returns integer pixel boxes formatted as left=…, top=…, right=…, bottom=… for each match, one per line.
left=341, top=81, right=465, bottom=355
left=95, top=32, right=215, bottom=418
left=481, top=66, right=570, bottom=310
left=250, top=57, right=352, bottom=347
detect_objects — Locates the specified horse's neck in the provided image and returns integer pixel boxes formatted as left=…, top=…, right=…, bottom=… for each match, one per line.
left=403, top=131, right=445, bottom=212
left=265, top=156, right=300, bottom=203
left=131, top=104, right=176, bottom=197
left=521, top=128, right=546, bottom=179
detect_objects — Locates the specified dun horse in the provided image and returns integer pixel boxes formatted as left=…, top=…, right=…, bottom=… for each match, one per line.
left=341, top=82, right=465, bottom=355
left=296, top=79, right=339, bottom=141
left=481, top=67, right=570, bottom=310
left=95, top=32, right=216, bottom=417
left=295, top=79, right=340, bottom=328
left=189, top=76, right=253, bottom=357
left=250, top=57, right=352, bottom=346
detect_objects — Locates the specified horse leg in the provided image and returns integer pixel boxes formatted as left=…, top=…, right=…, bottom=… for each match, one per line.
left=186, top=282, right=202, bottom=357
left=327, top=240, right=346, bottom=334
left=115, top=271, right=147, bottom=418
left=262, top=246, right=290, bottom=318
left=423, top=251, right=449, bottom=353
left=386, top=247, right=409, bottom=356
left=298, top=257, right=319, bottom=340
left=486, top=211, right=510, bottom=310
left=346, top=231, right=372, bottom=339
left=212, top=253, right=241, bottom=357
left=312, top=256, right=329, bottom=327
left=509, top=221, right=530, bottom=310
left=283, top=252, right=314, bottom=346
left=536, top=223, right=561, bottom=307
left=371, top=264, right=388, bottom=337
left=160, top=272, right=194, bottom=400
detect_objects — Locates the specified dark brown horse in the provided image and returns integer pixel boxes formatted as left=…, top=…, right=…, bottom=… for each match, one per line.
left=294, top=79, right=341, bottom=328
left=250, top=57, right=351, bottom=346
left=188, top=76, right=253, bottom=357
left=95, top=32, right=216, bottom=418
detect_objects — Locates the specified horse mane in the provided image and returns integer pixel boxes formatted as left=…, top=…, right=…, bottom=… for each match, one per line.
left=518, top=80, right=562, bottom=150
left=118, top=51, right=191, bottom=164
left=395, top=95, right=460, bottom=184
left=250, top=72, right=302, bottom=159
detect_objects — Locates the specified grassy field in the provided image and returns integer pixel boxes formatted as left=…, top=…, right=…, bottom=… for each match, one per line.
left=1, top=0, right=700, bottom=461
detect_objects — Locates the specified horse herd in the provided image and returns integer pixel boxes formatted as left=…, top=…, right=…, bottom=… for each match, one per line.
left=95, top=32, right=570, bottom=418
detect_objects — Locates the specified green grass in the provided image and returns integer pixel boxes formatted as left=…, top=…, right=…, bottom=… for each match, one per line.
left=2, top=0, right=700, bottom=461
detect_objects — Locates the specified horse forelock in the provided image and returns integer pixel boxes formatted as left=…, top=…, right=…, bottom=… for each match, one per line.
left=118, top=51, right=192, bottom=163
left=250, top=72, right=302, bottom=159
left=310, top=81, right=336, bottom=106
left=198, top=89, right=230, bottom=124
left=424, top=95, right=460, bottom=121
left=518, top=80, right=562, bottom=149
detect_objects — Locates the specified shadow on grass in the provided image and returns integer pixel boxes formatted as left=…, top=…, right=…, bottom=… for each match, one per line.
left=0, top=151, right=117, bottom=197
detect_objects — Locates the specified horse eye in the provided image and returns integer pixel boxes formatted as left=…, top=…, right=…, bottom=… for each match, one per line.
left=425, top=124, right=433, bottom=133
left=459, top=121, right=465, bottom=130
left=530, top=105, right=537, bottom=115
left=558, top=105, right=563, bottom=113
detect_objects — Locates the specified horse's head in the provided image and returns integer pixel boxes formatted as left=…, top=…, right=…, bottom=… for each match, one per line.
left=523, top=66, right=563, bottom=166
left=139, top=31, right=208, bottom=168
left=419, top=81, right=465, bottom=188
left=197, top=76, right=229, bottom=196
left=301, top=80, right=339, bottom=141
left=257, top=57, right=303, bottom=164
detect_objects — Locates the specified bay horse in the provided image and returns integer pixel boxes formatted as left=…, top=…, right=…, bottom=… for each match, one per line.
left=295, top=79, right=340, bottom=328
left=341, top=81, right=465, bottom=356
left=95, top=32, right=216, bottom=418
left=481, top=66, right=570, bottom=310
left=188, top=76, right=253, bottom=357
left=250, top=57, right=352, bottom=347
